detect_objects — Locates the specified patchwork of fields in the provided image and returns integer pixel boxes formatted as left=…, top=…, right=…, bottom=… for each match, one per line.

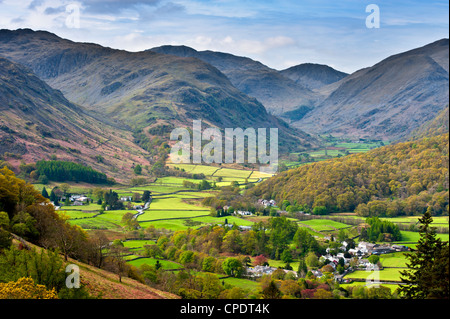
left=43, top=162, right=448, bottom=291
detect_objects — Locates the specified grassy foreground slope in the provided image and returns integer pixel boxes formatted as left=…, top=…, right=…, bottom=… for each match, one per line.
left=9, top=238, right=178, bottom=299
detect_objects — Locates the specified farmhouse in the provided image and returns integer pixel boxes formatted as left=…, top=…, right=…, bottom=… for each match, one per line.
left=349, top=242, right=409, bottom=257
left=235, top=210, right=252, bottom=216
left=221, top=224, right=253, bottom=231
left=258, top=199, right=276, bottom=208
left=246, top=265, right=277, bottom=278
left=70, top=195, right=90, bottom=202
left=371, top=245, right=395, bottom=255
left=391, top=244, right=409, bottom=252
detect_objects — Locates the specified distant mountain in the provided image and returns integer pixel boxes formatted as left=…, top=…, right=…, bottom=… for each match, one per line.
left=290, top=39, right=449, bottom=140
left=279, top=63, right=348, bottom=90
left=0, top=29, right=320, bottom=153
left=149, top=45, right=320, bottom=115
left=0, top=56, right=152, bottom=183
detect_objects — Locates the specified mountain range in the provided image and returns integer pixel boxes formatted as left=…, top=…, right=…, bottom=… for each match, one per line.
left=0, top=29, right=318, bottom=155
left=149, top=40, right=449, bottom=141
left=0, top=28, right=448, bottom=181
left=293, top=39, right=449, bottom=140
left=149, top=45, right=336, bottom=115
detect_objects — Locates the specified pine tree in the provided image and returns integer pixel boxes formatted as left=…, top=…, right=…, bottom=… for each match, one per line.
left=399, top=208, right=449, bottom=298
left=297, top=258, right=308, bottom=278
left=41, top=187, right=49, bottom=199
left=49, top=189, right=57, bottom=203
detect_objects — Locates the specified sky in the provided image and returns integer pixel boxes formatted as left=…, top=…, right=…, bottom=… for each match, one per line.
left=0, top=0, right=448, bottom=73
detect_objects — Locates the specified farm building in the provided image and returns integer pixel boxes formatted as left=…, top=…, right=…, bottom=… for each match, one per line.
left=246, top=265, right=277, bottom=278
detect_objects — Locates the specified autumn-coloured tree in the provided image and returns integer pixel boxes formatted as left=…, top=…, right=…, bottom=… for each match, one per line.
left=254, top=254, right=268, bottom=266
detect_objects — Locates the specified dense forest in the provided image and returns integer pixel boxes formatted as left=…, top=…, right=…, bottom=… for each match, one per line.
left=240, top=133, right=449, bottom=217
left=35, top=160, right=109, bottom=184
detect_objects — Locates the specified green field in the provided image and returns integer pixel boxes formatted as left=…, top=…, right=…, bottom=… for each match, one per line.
left=379, top=252, right=408, bottom=268
left=128, top=257, right=183, bottom=270
left=139, top=215, right=253, bottom=231
left=394, top=231, right=449, bottom=248
left=345, top=268, right=405, bottom=282
left=298, top=219, right=351, bottom=232
left=222, top=276, right=259, bottom=292
left=282, top=138, right=388, bottom=169
left=123, top=239, right=156, bottom=251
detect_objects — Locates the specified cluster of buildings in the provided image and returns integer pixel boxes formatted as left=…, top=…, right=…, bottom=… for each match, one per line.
left=246, top=265, right=296, bottom=279
left=243, top=240, right=409, bottom=281
left=68, top=195, right=91, bottom=206
left=348, top=241, right=409, bottom=257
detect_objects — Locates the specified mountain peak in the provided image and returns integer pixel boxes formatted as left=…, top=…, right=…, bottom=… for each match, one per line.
left=150, top=45, right=199, bottom=57
left=280, top=63, right=348, bottom=90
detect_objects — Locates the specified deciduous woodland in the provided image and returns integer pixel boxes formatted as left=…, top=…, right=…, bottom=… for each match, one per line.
left=241, top=134, right=449, bottom=218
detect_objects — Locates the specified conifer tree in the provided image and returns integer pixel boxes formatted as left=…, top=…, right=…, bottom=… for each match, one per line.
left=41, top=187, right=49, bottom=199
left=399, top=208, right=449, bottom=298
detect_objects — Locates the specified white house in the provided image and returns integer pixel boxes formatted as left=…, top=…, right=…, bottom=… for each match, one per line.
left=235, top=210, right=252, bottom=216
left=246, top=265, right=277, bottom=277
left=258, top=199, right=277, bottom=208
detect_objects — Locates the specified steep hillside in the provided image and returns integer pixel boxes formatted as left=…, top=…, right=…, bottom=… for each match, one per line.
left=279, top=63, right=348, bottom=90
left=0, top=29, right=318, bottom=153
left=0, top=167, right=178, bottom=299
left=0, top=56, right=151, bottom=183
left=149, top=45, right=320, bottom=115
left=291, top=39, right=449, bottom=140
left=408, top=105, right=449, bottom=140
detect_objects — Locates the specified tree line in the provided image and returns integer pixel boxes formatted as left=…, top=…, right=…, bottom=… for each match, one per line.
left=35, top=160, right=109, bottom=184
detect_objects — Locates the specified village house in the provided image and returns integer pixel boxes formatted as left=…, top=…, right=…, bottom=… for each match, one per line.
left=69, top=195, right=88, bottom=202
left=392, top=244, right=409, bottom=252
left=235, top=210, right=253, bottom=216
left=347, top=241, right=409, bottom=257
left=258, top=199, right=277, bottom=208
left=246, top=265, right=277, bottom=278
left=371, top=245, right=395, bottom=255
left=220, top=224, right=253, bottom=231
